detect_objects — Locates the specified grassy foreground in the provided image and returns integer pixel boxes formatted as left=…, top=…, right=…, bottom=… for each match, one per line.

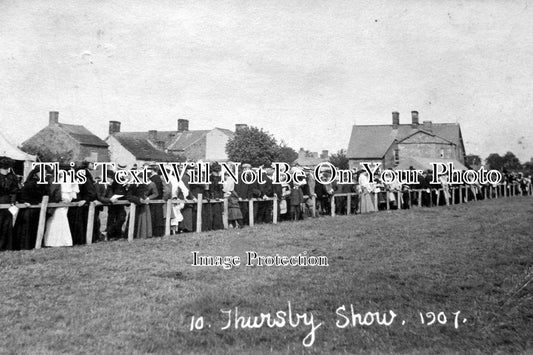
left=1, top=197, right=532, bottom=354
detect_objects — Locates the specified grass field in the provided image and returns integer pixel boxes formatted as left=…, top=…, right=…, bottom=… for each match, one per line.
left=1, top=197, right=532, bottom=354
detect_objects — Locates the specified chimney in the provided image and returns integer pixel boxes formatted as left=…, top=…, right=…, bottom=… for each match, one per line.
left=411, top=111, right=419, bottom=127
left=320, top=150, right=329, bottom=159
left=177, top=119, right=189, bottom=132
left=235, top=124, right=248, bottom=132
left=423, top=120, right=432, bottom=132
left=49, top=111, right=59, bottom=125
left=148, top=130, right=158, bottom=143
left=109, top=120, right=121, bottom=135
left=392, top=111, right=399, bottom=128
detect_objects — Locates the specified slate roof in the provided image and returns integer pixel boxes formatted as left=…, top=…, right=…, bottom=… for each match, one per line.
left=58, top=123, right=108, bottom=147
left=167, top=128, right=233, bottom=151
left=395, top=156, right=468, bottom=171
left=111, top=127, right=234, bottom=160
left=112, top=133, right=176, bottom=161
left=346, top=123, right=463, bottom=159
left=167, top=130, right=210, bottom=151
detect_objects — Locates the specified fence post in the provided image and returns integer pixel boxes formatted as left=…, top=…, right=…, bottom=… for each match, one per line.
left=451, top=187, right=455, bottom=204
left=347, top=194, right=351, bottom=215
left=311, top=195, right=316, bottom=217
left=473, top=187, right=478, bottom=201
left=248, top=199, right=254, bottom=226
left=272, top=198, right=278, bottom=224
left=418, top=190, right=422, bottom=207
left=196, top=193, right=203, bottom=233
left=397, top=191, right=401, bottom=209
left=331, top=196, right=336, bottom=216
left=483, top=186, right=487, bottom=200
left=223, top=198, right=229, bottom=229
left=86, top=202, right=95, bottom=245
left=459, top=186, right=463, bottom=203
left=374, top=193, right=378, bottom=211
left=165, top=200, right=172, bottom=235
left=102, top=206, right=108, bottom=241
left=386, top=192, right=390, bottom=210
left=128, top=203, right=136, bottom=241
left=34, top=195, right=49, bottom=249
left=407, top=190, right=411, bottom=208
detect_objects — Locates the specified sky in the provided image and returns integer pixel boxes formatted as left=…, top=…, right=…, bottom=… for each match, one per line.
left=1, top=0, right=532, bottom=162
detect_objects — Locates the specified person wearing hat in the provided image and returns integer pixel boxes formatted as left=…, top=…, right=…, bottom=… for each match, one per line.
left=234, top=163, right=255, bottom=226
left=43, top=163, right=79, bottom=247
left=13, top=167, right=51, bottom=250
left=125, top=165, right=159, bottom=238
left=204, top=162, right=223, bottom=230
left=0, top=157, right=19, bottom=251
left=148, top=165, right=166, bottom=237
left=94, top=169, right=117, bottom=241
left=106, top=163, right=129, bottom=240
left=67, top=161, right=97, bottom=244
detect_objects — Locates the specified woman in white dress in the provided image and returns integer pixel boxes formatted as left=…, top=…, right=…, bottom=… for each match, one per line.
left=358, top=171, right=376, bottom=213
left=44, top=181, right=80, bottom=247
left=166, top=169, right=188, bottom=234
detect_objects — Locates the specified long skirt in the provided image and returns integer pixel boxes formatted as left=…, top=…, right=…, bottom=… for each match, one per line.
left=68, top=205, right=88, bottom=245
left=134, top=205, right=152, bottom=238
left=150, top=203, right=165, bottom=237
left=210, top=202, right=224, bottom=230
left=14, top=208, right=40, bottom=250
left=360, top=193, right=375, bottom=213
left=179, top=205, right=194, bottom=232
left=44, top=207, right=73, bottom=247
left=107, top=205, right=126, bottom=239
left=0, top=210, right=14, bottom=251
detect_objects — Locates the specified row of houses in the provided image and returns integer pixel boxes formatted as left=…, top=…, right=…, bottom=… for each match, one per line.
left=19, top=110, right=466, bottom=171
left=21, top=112, right=237, bottom=167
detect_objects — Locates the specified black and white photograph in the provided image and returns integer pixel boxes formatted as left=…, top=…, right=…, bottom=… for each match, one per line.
left=0, top=1, right=532, bottom=354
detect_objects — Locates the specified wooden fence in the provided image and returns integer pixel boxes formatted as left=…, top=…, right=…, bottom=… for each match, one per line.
left=0, top=182, right=531, bottom=250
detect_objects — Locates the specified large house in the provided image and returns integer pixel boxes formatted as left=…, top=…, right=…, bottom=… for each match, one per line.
left=105, top=119, right=235, bottom=167
left=346, top=111, right=466, bottom=171
left=21, top=111, right=109, bottom=162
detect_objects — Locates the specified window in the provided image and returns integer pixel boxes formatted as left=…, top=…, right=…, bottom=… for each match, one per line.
left=394, top=149, right=399, bottom=166
left=440, top=149, right=444, bottom=158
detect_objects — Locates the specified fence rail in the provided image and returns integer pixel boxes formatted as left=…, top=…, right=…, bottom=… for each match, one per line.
left=1, top=182, right=531, bottom=250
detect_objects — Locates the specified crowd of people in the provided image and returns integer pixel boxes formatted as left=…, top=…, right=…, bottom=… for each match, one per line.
left=0, top=155, right=531, bottom=252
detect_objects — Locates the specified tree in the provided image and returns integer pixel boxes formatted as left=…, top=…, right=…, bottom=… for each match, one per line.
left=465, top=154, right=481, bottom=169
left=276, top=142, right=298, bottom=164
left=485, top=153, right=503, bottom=170
left=21, top=144, right=73, bottom=165
left=485, top=151, right=521, bottom=172
left=329, top=149, right=349, bottom=169
left=522, top=161, right=533, bottom=177
left=501, top=151, right=522, bottom=171
left=225, top=126, right=279, bottom=166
